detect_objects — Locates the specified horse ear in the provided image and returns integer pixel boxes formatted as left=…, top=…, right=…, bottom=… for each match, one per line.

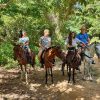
left=95, top=41, right=96, bottom=44
left=56, top=45, right=61, bottom=49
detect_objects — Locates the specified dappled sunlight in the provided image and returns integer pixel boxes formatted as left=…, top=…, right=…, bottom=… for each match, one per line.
left=96, top=78, right=100, bottom=84
left=0, top=58, right=100, bottom=100
left=92, top=94, right=100, bottom=100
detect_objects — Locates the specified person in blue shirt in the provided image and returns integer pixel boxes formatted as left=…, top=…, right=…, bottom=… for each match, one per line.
left=76, top=26, right=95, bottom=64
left=76, top=26, right=90, bottom=46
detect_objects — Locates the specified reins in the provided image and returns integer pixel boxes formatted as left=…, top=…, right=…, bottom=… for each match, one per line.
left=83, top=53, right=93, bottom=58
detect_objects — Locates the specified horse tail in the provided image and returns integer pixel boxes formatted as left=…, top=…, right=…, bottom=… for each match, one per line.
left=40, top=50, right=45, bottom=64
left=31, top=51, right=36, bottom=64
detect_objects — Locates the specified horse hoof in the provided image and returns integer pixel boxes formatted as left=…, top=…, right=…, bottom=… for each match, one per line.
left=26, top=82, right=29, bottom=85
left=89, top=78, right=93, bottom=82
left=68, top=81, right=70, bottom=83
left=79, top=71, right=82, bottom=74
left=62, top=74, right=65, bottom=76
left=73, top=81, right=76, bottom=84
left=45, top=82, right=47, bottom=84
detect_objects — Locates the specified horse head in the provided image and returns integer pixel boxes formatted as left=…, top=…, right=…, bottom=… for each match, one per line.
left=13, top=44, right=24, bottom=60
left=52, top=46, right=62, bottom=57
left=95, top=41, right=100, bottom=59
left=45, top=46, right=62, bottom=59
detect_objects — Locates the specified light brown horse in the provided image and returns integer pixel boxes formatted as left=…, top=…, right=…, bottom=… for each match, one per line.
left=40, top=46, right=62, bottom=84
left=13, top=44, right=35, bottom=84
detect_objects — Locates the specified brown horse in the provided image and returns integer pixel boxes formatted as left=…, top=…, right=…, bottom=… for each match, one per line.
left=40, top=46, right=62, bottom=84
left=66, top=47, right=81, bottom=83
left=56, top=51, right=67, bottom=76
left=13, top=44, right=35, bottom=84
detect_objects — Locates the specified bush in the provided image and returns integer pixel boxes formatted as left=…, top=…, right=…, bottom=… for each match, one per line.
left=0, top=41, right=40, bottom=68
left=0, top=42, right=14, bottom=65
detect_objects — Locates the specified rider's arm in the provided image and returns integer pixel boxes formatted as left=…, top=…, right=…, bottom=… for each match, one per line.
left=24, top=37, right=29, bottom=45
left=39, top=37, right=45, bottom=48
left=85, top=33, right=90, bottom=45
left=47, top=37, right=51, bottom=48
left=75, top=38, right=86, bottom=47
left=18, top=38, right=23, bottom=46
left=88, top=38, right=90, bottom=44
left=65, top=38, right=69, bottom=49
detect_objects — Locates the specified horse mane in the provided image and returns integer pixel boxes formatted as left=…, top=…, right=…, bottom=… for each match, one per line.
left=46, top=46, right=60, bottom=52
left=89, top=42, right=95, bottom=46
left=89, top=41, right=100, bottom=47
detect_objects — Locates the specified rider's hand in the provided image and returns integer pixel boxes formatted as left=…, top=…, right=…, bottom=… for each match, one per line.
left=81, top=43, right=85, bottom=47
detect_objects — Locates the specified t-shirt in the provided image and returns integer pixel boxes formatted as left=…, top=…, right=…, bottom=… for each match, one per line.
left=39, top=36, right=51, bottom=49
left=19, top=37, right=29, bottom=44
left=76, top=33, right=89, bottom=45
left=65, top=38, right=81, bottom=47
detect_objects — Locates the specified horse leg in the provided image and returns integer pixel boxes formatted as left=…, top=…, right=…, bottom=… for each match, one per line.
left=25, top=65, right=28, bottom=84
left=50, top=67, right=53, bottom=84
left=89, top=64, right=93, bottom=81
left=83, top=61, right=87, bottom=80
left=73, top=68, right=75, bottom=83
left=68, top=66, right=71, bottom=83
left=31, top=55, right=35, bottom=69
left=67, top=64, right=69, bottom=73
left=62, top=62, right=65, bottom=76
left=45, top=68, right=48, bottom=84
left=20, top=65, right=24, bottom=80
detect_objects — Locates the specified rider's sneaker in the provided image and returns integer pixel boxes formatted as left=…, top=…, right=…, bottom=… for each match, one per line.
left=92, top=60, right=95, bottom=64
left=76, top=67, right=80, bottom=70
left=41, top=64, right=44, bottom=68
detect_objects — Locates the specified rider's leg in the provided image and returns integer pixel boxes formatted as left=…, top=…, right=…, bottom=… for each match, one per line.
left=38, top=49, right=44, bottom=68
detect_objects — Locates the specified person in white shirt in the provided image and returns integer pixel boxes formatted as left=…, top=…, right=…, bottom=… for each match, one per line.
left=65, top=32, right=82, bottom=49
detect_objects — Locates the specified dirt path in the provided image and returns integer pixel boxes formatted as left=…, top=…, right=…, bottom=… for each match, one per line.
left=0, top=58, right=100, bottom=100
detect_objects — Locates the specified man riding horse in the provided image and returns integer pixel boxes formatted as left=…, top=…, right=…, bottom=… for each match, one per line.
left=76, top=26, right=95, bottom=64
left=38, top=29, right=51, bottom=68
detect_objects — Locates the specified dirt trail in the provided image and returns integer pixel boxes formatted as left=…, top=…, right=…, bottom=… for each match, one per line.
left=0, top=58, right=100, bottom=100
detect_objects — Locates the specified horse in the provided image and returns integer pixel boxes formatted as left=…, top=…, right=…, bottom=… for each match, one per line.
left=95, top=42, right=100, bottom=61
left=56, top=51, right=67, bottom=76
left=40, top=46, right=63, bottom=84
left=13, top=44, right=35, bottom=84
left=83, top=42, right=100, bottom=81
left=65, top=47, right=81, bottom=83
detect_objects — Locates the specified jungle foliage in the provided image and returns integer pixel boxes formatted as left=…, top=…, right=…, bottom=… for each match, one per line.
left=0, top=0, right=100, bottom=67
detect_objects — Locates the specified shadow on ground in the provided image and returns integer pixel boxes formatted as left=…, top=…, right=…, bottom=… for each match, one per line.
left=0, top=59, right=100, bottom=100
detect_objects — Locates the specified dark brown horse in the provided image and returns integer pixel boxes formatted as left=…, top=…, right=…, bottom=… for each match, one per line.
left=40, top=46, right=62, bottom=84
left=66, top=48, right=81, bottom=83
left=13, top=44, right=35, bottom=84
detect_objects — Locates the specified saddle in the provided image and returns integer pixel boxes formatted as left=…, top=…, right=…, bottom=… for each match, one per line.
left=68, top=47, right=76, bottom=51
left=23, top=48, right=32, bottom=64
left=40, top=48, right=55, bottom=68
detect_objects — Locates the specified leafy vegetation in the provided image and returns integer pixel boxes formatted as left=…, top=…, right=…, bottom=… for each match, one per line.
left=0, top=0, right=100, bottom=67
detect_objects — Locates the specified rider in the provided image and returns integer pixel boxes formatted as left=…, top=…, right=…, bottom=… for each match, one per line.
left=76, top=26, right=90, bottom=46
left=65, top=31, right=82, bottom=49
left=76, top=26, right=95, bottom=64
left=38, top=29, right=51, bottom=67
left=18, top=31, right=31, bottom=62
left=19, top=31, right=30, bottom=52
left=65, top=31, right=82, bottom=70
